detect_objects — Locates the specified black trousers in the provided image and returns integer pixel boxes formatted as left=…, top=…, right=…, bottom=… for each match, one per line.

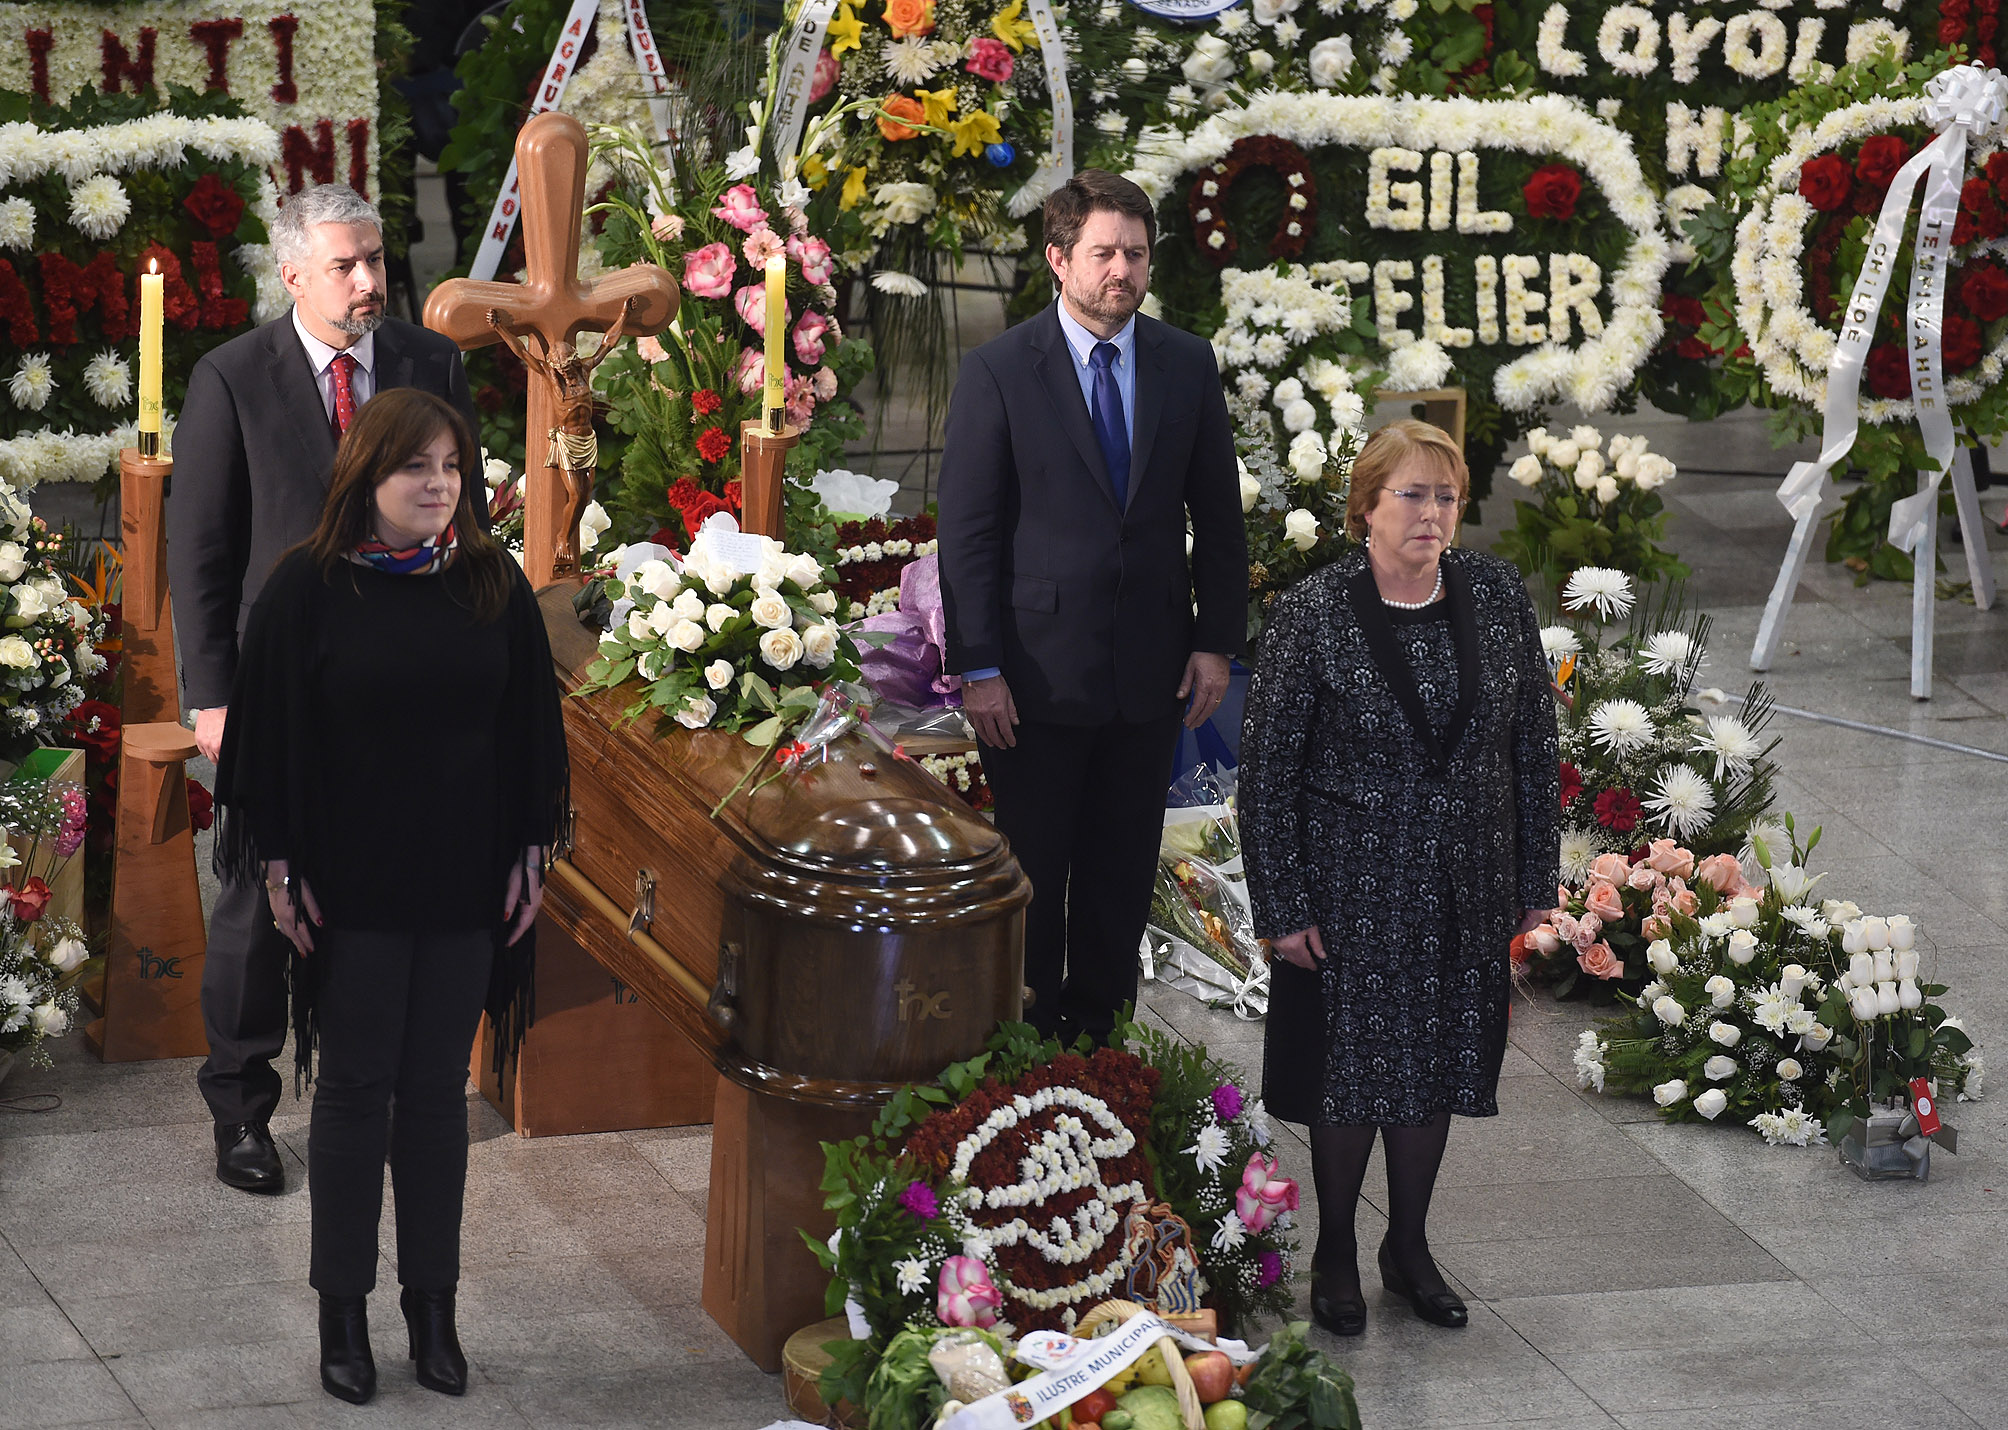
left=979, top=712, right=1182, bottom=1041
left=196, top=872, right=292, bottom=1127
left=308, top=927, right=493, bottom=1298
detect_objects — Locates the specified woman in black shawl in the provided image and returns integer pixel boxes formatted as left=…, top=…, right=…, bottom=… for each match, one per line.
left=212, top=388, right=567, bottom=1406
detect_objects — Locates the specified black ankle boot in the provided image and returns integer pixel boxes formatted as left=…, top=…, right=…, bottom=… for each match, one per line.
left=401, top=1286, right=468, bottom=1395
left=318, top=1294, right=376, bottom=1404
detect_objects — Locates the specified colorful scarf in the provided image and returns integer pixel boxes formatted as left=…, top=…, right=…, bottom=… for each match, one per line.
left=349, top=524, right=458, bottom=575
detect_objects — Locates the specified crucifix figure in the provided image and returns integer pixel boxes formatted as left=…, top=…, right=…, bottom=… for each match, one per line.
left=424, top=112, right=679, bottom=586
left=488, top=296, right=635, bottom=576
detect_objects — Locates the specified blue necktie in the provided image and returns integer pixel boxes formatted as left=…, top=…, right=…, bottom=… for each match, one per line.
left=1088, top=341, right=1130, bottom=510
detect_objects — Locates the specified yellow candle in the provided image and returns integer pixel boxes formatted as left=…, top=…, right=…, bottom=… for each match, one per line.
left=138, top=261, right=162, bottom=455
left=763, top=254, right=786, bottom=433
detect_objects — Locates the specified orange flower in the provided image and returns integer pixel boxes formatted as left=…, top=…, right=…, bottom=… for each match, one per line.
left=877, top=93, right=926, bottom=141
left=883, top=0, right=935, bottom=37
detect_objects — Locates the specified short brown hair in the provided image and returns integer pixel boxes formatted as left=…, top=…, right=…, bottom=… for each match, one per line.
left=1042, top=169, right=1155, bottom=258
left=303, top=388, right=515, bottom=623
left=1346, top=418, right=1468, bottom=541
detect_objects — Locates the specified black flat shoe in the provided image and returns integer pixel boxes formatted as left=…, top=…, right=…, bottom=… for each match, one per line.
left=318, top=1294, right=376, bottom=1404
left=1377, top=1244, right=1468, bottom=1329
left=401, top=1286, right=467, bottom=1396
left=214, top=1123, right=284, bottom=1194
left=1310, top=1287, right=1366, bottom=1337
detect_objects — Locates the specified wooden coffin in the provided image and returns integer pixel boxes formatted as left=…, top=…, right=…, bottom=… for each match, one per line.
left=536, top=585, right=1030, bottom=1368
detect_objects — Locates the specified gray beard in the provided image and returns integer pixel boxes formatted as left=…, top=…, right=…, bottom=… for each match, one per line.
left=328, top=307, right=385, bottom=337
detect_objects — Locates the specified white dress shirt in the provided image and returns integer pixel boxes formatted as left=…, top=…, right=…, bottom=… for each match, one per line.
left=292, top=306, right=376, bottom=424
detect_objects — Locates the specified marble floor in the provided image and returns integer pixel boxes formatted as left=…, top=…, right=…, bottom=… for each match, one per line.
left=7, top=402, right=2008, bottom=1428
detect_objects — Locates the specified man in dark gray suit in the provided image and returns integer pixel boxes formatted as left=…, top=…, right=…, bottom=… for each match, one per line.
left=169, top=184, right=481, bottom=1192
left=937, top=170, right=1247, bottom=1042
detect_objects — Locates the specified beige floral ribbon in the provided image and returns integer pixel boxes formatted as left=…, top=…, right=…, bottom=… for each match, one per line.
left=468, top=0, right=605, bottom=282
left=1007, top=0, right=1074, bottom=219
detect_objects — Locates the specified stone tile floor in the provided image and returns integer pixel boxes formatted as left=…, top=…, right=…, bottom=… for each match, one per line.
left=7, top=402, right=2008, bottom=1427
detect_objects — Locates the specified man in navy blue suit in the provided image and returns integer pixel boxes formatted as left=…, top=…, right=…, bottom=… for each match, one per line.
left=938, top=170, right=1248, bottom=1041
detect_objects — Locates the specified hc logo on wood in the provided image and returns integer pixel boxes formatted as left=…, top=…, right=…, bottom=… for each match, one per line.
left=894, top=980, right=951, bottom=1023
left=134, top=947, right=183, bottom=979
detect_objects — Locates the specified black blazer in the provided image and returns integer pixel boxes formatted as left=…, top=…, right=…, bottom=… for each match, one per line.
left=936, top=303, right=1247, bottom=726
left=166, top=313, right=483, bottom=710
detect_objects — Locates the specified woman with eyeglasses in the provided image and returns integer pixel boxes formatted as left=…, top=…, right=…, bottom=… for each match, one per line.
left=1239, top=418, right=1558, bottom=1337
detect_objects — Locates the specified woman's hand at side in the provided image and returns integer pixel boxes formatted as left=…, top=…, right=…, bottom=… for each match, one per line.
left=503, top=847, right=545, bottom=947
left=1268, top=925, right=1326, bottom=970
left=263, top=859, right=322, bottom=955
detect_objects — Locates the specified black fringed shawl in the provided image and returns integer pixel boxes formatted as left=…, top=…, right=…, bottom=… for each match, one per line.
left=211, top=550, right=570, bottom=1090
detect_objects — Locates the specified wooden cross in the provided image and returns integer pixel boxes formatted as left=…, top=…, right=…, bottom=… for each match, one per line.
left=424, top=112, right=679, bottom=587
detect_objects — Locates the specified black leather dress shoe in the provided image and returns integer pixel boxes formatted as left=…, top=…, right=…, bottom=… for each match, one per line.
left=1378, top=1244, right=1468, bottom=1329
left=1310, top=1286, right=1366, bottom=1337
left=318, top=1294, right=376, bottom=1404
left=214, top=1123, right=284, bottom=1194
left=401, top=1286, right=468, bottom=1395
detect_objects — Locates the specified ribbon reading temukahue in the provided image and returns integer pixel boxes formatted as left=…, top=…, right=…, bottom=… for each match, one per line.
left=1771, top=65, right=2008, bottom=549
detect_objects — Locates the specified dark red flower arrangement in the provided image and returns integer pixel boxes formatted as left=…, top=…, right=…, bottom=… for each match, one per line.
left=833, top=512, right=938, bottom=609
left=1593, top=786, right=1641, bottom=833
left=1522, top=164, right=1583, bottom=221
left=1855, top=136, right=1909, bottom=190
left=1797, top=155, right=1853, bottom=213
left=182, top=172, right=247, bottom=238
left=693, top=425, right=732, bottom=464
left=1558, top=760, right=1584, bottom=810
left=1188, top=135, right=1319, bottom=267
left=1961, top=260, right=2008, bottom=322
left=1867, top=345, right=1911, bottom=400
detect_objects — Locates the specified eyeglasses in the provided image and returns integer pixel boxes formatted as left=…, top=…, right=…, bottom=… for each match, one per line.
left=1385, top=487, right=1465, bottom=511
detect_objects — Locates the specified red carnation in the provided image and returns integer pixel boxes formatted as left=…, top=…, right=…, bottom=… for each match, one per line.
left=1593, top=787, right=1641, bottom=833
left=1989, top=151, right=2008, bottom=195
left=1558, top=761, right=1583, bottom=808
left=1662, top=294, right=1707, bottom=328
left=1522, top=164, right=1583, bottom=221
left=1856, top=135, right=1909, bottom=189
left=694, top=426, right=732, bottom=464
left=723, top=480, right=743, bottom=511
left=185, top=778, right=214, bottom=832
left=1797, top=155, right=1852, bottom=212
left=1867, top=344, right=1912, bottom=399
left=1961, top=260, right=2008, bottom=321
left=1944, top=313, right=1984, bottom=372
left=690, top=388, right=722, bottom=416
left=64, top=698, right=122, bottom=764
left=182, top=172, right=247, bottom=238
left=6, top=876, right=51, bottom=924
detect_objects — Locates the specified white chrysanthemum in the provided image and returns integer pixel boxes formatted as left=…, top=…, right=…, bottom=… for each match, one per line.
left=1185, top=1122, right=1230, bottom=1173
left=1642, top=764, right=1715, bottom=840
left=81, top=351, right=132, bottom=408
left=1210, top=1211, right=1247, bottom=1251
left=1572, top=1030, right=1606, bottom=1092
left=1539, top=626, right=1581, bottom=662
left=1562, top=566, right=1634, bottom=621
left=894, top=1257, right=929, bottom=1295
left=67, top=174, right=131, bottom=240
left=869, top=271, right=929, bottom=298
left=0, top=197, right=32, bottom=250
left=881, top=36, right=943, bottom=84
left=1638, top=630, right=1695, bottom=677
left=1694, top=714, right=1762, bottom=780
left=1385, top=339, right=1453, bottom=390
left=8, top=354, right=54, bottom=411
left=1587, top=698, right=1654, bottom=755
left=1558, top=827, right=1599, bottom=881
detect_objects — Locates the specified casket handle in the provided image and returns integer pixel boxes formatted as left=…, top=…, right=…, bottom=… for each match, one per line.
left=708, top=940, right=741, bottom=1035
left=630, top=869, right=655, bottom=936
left=547, top=858, right=713, bottom=1012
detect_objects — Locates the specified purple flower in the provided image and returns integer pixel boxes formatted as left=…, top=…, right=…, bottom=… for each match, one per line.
left=1211, top=1082, right=1244, bottom=1123
left=1255, top=1251, right=1284, bottom=1289
left=898, top=1180, right=939, bottom=1220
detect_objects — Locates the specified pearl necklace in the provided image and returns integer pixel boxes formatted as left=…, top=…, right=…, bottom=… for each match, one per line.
left=1379, top=568, right=1443, bottom=610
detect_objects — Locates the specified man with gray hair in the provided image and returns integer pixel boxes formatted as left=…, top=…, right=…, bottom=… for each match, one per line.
left=169, top=183, right=483, bottom=1194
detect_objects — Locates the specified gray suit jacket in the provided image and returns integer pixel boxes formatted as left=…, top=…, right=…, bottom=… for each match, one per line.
left=166, top=313, right=482, bottom=710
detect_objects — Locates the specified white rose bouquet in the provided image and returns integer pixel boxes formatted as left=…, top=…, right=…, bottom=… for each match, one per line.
left=0, top=489, right=106, bottom=759
left=1496, top=425, right=1685, bottom=587
left=1238, top=430, right=1363, bottom=646
left=1583, top=819, right=1980, bottom=1149
left=0, top=909, right=89, bottom=1069
left=576, top=524, right=863, bottom=742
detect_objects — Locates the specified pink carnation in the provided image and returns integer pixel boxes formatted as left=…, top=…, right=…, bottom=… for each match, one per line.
left=787, top=232, right=834, bottom=286
left=682, top=242, right=736, bottom=300
left=711, top=183, right=769, bottom=233
left=812, top=365, right=838, bottom=401
left=792, top=310, right=833, bottom=365
left=966, top=35, right=1015, bottom=82
left=636, top=334, right=669, bottom=365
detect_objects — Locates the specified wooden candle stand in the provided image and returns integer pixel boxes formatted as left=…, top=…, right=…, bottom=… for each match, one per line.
left=738, top=420, right=798, bottom=540
left=81, top=447, right=208, bottom=1061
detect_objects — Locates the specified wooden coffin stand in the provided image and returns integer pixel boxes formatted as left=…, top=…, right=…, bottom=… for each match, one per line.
left=538, top=588, right=1030, bottom=1370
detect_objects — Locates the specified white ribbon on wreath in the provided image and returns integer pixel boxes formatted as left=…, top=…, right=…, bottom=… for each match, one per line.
left=768, top=0, right=841, bottom=178
left=1772, top=64, right=2008, bottom=551
left=1007, top=0, right=1074, bottom=219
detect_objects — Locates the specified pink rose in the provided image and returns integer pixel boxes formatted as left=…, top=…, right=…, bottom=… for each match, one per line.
left=809, top=47, right=840, bottom=104
left=733, top=346, right=764, bottom=394
left=1645, top=839, right=1695, bottom=879
left=1235, top=1152, right=1299, bottom=1234
left=636, top=334, right=668, bottom=364
left=937, top=1255, right=1001, bottom=1327
left=812, top=364, right=838, bottom=400
left=1588, top=853, right=1630, bottom=884
left=793, top=310, right=833, bottom=365
left=1626, top=862, right=1663, bottom=893
left=735, top=283, right=790, bottom=337
left=650, top=212, right=685, bottom=242
left=682, top=242, right=736, bottom=300
left=1578, top=941, right=1623, bottom=980
left=1641, top=914, right=1671, bottom=939
left=1671, top=885, right=1698, bottom=916
left=711, top=183, right=769, bottom=232
left=787, top=232, right=834, bottom=286
left=743, top=225, right=786, bottom=267
left=1526, top=923, right=1561, bottom=955
left=1552, top=911, right=1601, bottom=951
left=1585, top=881, right=1625, bottom=922
left=966, top=35, right=1015, bottom=82
left=1696, top=854, right=1745, bottom=895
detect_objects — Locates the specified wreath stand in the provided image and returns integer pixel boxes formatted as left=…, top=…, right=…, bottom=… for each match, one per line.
left=1749, top=450, right=1997, bottom=700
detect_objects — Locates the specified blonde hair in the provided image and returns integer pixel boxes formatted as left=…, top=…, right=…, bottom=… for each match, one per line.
left=1345, top=418, right=1469, bottom=541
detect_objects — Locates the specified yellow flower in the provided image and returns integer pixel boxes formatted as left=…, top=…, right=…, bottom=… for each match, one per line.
left=990, top=0, right=1039, bottom=51
left=828, top=2, right=864, bottom=57
left=916, top=84, right=959, bottom=130
left=947, top=109, right=1003, bottom=159
left=841, top=165, right=870, bottom=210
left=801, top=153, right=829, bottom=189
